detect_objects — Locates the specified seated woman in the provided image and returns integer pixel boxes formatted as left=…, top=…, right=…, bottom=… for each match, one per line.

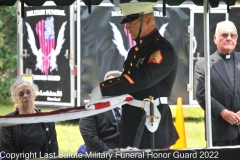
left=0, top=79, right=58, bottom=159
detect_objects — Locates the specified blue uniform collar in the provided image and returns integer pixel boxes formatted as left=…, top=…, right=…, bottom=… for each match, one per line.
left=135, top=28, right=161, bottom=46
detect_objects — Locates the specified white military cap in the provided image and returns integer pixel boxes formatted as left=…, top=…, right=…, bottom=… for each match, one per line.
left=120, top=2, right=156, bottom=24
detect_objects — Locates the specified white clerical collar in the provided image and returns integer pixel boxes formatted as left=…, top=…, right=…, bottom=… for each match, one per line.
left=226, top=54, right=231, bottom=59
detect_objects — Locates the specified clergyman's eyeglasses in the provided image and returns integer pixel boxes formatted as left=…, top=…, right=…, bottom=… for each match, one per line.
left=221, top=33, right=238, bottom=39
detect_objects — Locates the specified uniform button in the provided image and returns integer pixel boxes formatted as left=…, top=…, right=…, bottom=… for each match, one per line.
left=128, top=71, right=130, bottom=74
left=118, top=78, right=120, bottom=80
left=49, top=141, right=51, bottom=144
left=130, top=62, right=132, bottom=66
left=46, top=128, right=49, bottom=131
left=109, top=80, right=112, bottom=83
left=134, top=55, right=136, bottom=58
left=135, top=47, right=139, bottom=51
left=140, top=40, right=143, bottom=44
left=101, top=84, right=104, bottom=86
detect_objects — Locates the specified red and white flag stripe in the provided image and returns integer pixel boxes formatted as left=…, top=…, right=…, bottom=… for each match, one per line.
left=0, top=94, right=133, bottom=127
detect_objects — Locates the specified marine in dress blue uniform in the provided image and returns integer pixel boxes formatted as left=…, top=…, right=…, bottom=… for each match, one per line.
left=87, top=2, right=179, bottom=149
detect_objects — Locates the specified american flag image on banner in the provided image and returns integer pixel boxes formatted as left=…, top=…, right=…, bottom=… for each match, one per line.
left=35, top=16, right=55, bottom=75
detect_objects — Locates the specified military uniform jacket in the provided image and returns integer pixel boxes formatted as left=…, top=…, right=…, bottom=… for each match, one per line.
left=100, top=29, right=179, bottom=149
left=195, top=51, right=240, bottom=141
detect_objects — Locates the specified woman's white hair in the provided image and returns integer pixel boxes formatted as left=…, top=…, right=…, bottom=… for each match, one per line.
left=11, top=78, right=39, bottom=102
left=104, top=70, right=122, bottom=80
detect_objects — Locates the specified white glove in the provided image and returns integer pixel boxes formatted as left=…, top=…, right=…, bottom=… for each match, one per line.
left=85, top=85, right=103, bottom=107
left=120, top=146, right=139, bottom=152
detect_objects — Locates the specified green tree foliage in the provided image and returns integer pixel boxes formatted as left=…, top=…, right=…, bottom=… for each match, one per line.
left=0, top=5, right=18, bottom=97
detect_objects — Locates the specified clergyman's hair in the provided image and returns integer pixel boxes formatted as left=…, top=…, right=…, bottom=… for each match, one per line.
left=11, top=78, right=39, bottom=102
left=215, top=20, right=237, bottom=35
left=104, top=70, right=122, bottom=80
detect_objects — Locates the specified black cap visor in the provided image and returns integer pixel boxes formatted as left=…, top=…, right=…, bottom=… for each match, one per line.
left=120, top=13, right=142, bottom=24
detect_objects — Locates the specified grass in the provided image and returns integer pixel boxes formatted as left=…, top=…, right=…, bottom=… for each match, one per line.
left=0, top=105, right=14, bottom=115
left=55, top=120, right=84, bottom=154
left=0, top=96, right=14, bottom=107
left=0, top=102, right=206, bottom=153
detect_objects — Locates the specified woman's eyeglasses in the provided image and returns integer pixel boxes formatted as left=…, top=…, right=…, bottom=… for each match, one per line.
left=221, top=33, right=238, bottom=39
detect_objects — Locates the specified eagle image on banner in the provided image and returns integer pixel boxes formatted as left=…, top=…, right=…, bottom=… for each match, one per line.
left=25, top=16, right=67, bottom=75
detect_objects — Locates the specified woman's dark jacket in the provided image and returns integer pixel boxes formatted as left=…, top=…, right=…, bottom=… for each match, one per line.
left=0, top=108, right=58, bottom=159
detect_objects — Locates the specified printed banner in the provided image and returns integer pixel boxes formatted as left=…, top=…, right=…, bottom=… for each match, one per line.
left=23, top=6, right=71, bottom=104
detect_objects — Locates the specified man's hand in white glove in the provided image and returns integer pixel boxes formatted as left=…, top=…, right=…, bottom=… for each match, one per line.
left=85, top=85, right=103, bottom=107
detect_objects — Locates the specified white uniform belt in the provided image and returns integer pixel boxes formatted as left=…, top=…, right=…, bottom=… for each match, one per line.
left=129, top=97, right=168, bottom=107
left=128, top=97, right=166, bottom=133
